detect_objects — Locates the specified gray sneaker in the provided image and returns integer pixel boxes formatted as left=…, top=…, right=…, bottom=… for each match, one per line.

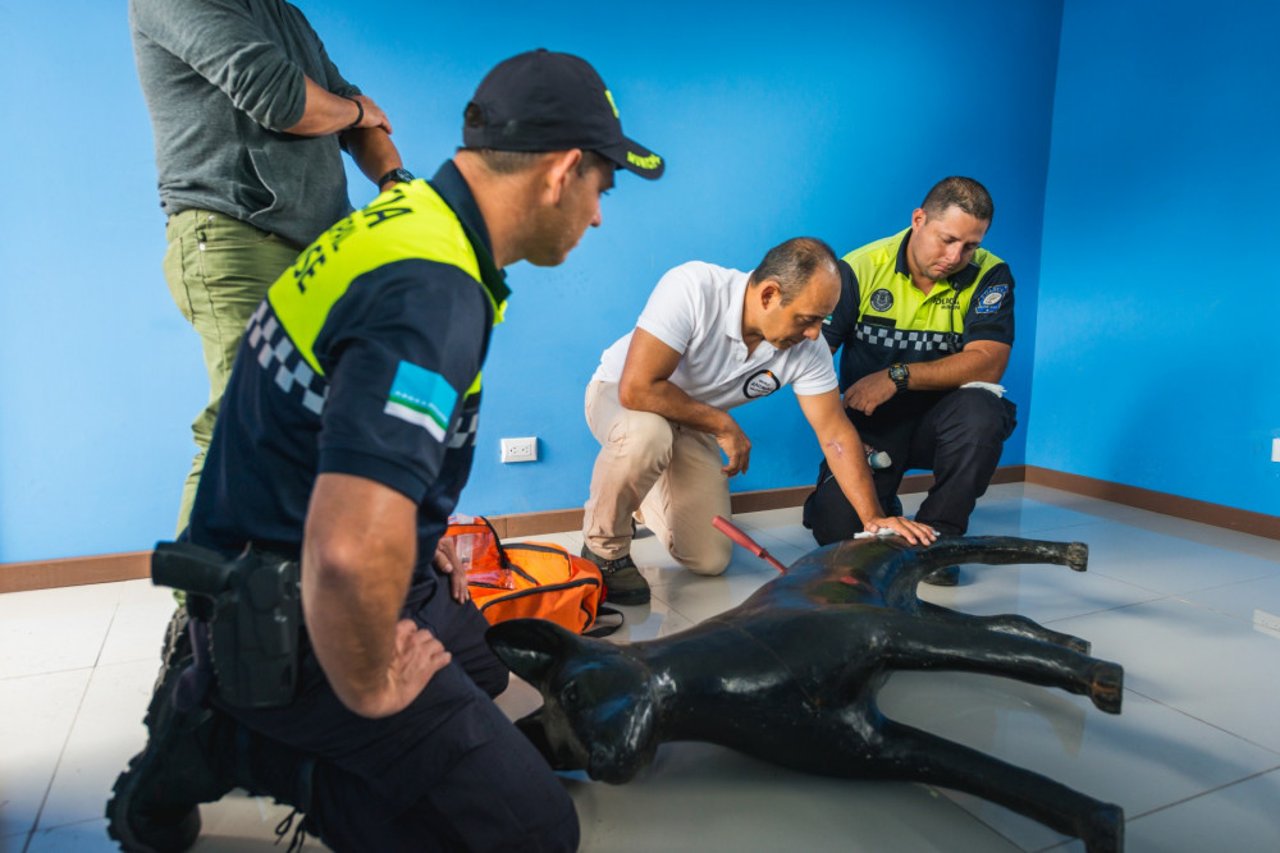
left=581, top=546, right=651, bottom=605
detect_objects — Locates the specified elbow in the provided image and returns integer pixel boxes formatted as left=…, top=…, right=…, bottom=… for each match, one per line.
left=307, top=534, right=367, bottom=597
left=979, top=361, right=1008, bottom=384
left=618, top=379, right=644, bottom=410
left=338, top=688, right=389, bottom=720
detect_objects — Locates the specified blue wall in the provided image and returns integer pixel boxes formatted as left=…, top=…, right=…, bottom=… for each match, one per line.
left=0, top=0, right=1063, bottom=563
left=1032, top=0, right=1280, bottom=516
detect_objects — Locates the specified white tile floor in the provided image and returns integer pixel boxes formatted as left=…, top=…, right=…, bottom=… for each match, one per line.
left=3, top=483, right=1279, bottom=852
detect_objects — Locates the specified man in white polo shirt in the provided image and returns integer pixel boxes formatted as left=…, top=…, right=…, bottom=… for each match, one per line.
left=580, top=237, right=936, bottom=604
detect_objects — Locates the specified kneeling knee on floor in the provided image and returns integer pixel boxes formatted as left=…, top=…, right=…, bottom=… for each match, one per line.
left=677, top=541, right=732, bottom=576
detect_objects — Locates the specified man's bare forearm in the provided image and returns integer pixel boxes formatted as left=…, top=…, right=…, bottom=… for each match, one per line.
left=619, top=377, right=733, bottom=435
left=302, top=474, right=416, bottom=715
left=342, top=126, right=404, bottom=189
left=903, top=344, right=1008, bottom=390
left=821, top=422, right=884, bottom=521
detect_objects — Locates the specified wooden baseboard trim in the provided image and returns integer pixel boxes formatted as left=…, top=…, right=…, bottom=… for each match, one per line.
left=0, top=551, right=151, bottom=594
left=1024, top=466, right=1280, bottom=540
left=8, top=462, right=1269, bottom=593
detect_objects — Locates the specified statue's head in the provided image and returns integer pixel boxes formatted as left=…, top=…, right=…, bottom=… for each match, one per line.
left=488, top=619, right=659, bottom=783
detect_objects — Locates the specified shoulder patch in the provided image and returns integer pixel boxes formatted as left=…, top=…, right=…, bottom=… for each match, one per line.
left=869, top=288, right=894, bottom=312
left=384, top=360, right=458, bottom=440
left=975, top=283, right=1008, bottom=314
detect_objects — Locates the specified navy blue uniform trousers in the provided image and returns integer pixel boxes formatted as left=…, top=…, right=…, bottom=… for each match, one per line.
left=803, top=387, right=1016, bottom=545
left=214, top=579, right=580, bottom=852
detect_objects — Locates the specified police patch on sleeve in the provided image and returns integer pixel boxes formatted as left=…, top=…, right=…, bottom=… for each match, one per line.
left=383, top=360, right=458, bottom=441
left=743, top=369, right=781, bottom=399
left=975, top=284, right=1008, bottom=314
left=869, top=288, right=894, bottom=312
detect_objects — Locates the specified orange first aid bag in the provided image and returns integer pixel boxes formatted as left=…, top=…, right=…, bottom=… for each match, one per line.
left=446, top=515, right=620, bottom=636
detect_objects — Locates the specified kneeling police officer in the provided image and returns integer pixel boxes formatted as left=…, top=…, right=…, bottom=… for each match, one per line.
left=107, top=49, right=664, bottom=852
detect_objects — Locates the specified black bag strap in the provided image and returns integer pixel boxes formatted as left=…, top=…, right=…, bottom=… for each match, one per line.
left=584, top=605, right=625, bottom=638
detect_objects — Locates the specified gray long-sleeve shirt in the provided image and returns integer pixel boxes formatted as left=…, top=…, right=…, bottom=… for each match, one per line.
left=130, top=0, right=361, bottom=247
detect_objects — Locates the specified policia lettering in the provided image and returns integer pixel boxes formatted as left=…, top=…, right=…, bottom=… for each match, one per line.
left=268, top=180, right=506, bottom=381
left=290, top=187, right=416, bottom=294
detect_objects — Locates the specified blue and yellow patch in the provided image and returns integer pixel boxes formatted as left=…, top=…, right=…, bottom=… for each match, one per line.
left=384, top=361, right=458, bottom=440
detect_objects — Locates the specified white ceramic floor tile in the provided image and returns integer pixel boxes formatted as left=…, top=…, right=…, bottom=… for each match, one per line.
left=645, top=563, right=775, bottom=625
left=1099, top=767, right=1280, bottom=853
left=1177, top=572, right=1280, bottom=632
left=24, top=816, right=118, bottom=851
left=594, top=598, right=696, bottom=644
left=1052, top=597, right=1280, bottom=754
left=194, top=791, right=331, bottom=851
left=39, top=660, right=156, bottom=830
left=98, top=585, right=179, bottom=667
left=965, top=497, right=1104, bottom=538
left=0, top=587, right=117, bottom=679
left=880, top=671, right=1280, bottom=850
left=24, top=798, right=332, bottom=852
left=1049, top=520, right=1280, bottom=596
left=1041, top=768, right=1280, bottom=853
left=569, top=741, right=1021, bottom=853
left=0, top=669, right=90, bottom=840
left=917, top=559, right=1165, bottom=627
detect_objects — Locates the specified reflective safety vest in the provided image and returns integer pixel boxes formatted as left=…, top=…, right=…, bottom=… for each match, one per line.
left=266, top=180, right=508, bottom=398
left=840, top=228, right=1010, bottom=373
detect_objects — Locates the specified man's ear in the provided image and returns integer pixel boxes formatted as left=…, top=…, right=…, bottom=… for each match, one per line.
left=486, top=618, right=581, bottom=685
left=541, top=149, right=584, bottom=206
left=911, top=207, right=927, bottom=230
left=757, top=279, right=782, bottom=310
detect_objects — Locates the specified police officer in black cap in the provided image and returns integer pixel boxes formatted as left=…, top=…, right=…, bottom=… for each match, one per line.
left=108, top=49, right=662, bottom=853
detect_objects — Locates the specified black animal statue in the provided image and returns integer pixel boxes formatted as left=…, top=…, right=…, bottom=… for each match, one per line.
left=488, top=535, right=1125, bottom=853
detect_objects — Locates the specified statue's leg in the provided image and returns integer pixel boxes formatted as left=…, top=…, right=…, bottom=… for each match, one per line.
left=883, top=538, right=1089, bottom=599
left=868, top=719, right=1124, bottom=853
left=917, top=600, right=1091, bottom=654
left=876, top=613, right=1121, bottom=713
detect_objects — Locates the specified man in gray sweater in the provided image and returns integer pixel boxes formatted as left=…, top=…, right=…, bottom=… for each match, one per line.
left=130, top=0, right=409, bottom=532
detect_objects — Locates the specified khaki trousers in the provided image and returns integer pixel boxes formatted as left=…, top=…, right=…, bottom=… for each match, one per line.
left=581, top=381, right=733, bottom=576
left=163, top=209, right=301, bottom=534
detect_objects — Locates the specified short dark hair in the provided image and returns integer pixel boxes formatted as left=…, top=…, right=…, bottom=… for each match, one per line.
left=459, top=142, right=610, bottom=177
left=749, top=237, right=838, bottom=305
left=921, top=176, right=994, bottom=223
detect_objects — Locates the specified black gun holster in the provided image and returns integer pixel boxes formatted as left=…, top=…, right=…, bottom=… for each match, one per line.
left=152, top=541, right=301, bottom=709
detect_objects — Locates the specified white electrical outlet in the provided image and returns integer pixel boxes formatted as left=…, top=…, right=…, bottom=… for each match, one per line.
left=500, top=436, right=538, bottom=463
left=1272, top=437, right=1280, bottom=463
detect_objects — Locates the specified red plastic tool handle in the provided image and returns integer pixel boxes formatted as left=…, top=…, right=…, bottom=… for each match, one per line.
left=712, top=515, right=788, bottom=573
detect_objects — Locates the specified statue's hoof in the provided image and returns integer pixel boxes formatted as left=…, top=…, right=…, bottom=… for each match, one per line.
left=1089, top=662, right=1123, bottom=714
left=1082, top=801, right=1124, bottom=853
left=1067, top=542, right=1089, bottom=572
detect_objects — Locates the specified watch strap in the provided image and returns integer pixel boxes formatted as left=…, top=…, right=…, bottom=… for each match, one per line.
left=377, top=167, right=415, bottom=187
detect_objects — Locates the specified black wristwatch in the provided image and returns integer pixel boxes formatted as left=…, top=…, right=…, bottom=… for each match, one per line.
left=377, top=167, right=415, bottom=188
left=888, top=362, right=910, bottom=393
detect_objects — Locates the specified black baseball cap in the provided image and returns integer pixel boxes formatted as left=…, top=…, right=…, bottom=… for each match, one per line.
left=463, top=49, right=664, bottom=180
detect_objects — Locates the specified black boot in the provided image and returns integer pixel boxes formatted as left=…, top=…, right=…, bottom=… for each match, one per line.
left=106, top=655, right=234, bottom=852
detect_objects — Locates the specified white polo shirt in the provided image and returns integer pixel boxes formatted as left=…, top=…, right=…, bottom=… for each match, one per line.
left=592, top=261, right=838, bottom=411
